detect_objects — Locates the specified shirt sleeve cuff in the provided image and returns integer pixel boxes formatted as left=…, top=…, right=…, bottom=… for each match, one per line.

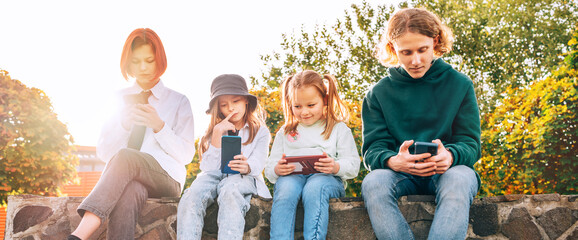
left=153, top=122, right=170, bottom=140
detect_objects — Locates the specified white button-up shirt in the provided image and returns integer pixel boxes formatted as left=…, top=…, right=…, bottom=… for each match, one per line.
left=97, top=81, right=196, bottom=189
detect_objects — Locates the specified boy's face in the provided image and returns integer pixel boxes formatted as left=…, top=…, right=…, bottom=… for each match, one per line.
left=393, top=31, right=437, bottom=79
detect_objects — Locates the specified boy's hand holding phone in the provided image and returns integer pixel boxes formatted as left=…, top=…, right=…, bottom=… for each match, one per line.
left=275, top=154, right=296, bottom=176
left=314, top=152, right=340, bottom=174
left=389, top=140, right=454, bottom=176
left=388, top=140, right=437, bottom=177
left=427, top=139, right=453, bottom=174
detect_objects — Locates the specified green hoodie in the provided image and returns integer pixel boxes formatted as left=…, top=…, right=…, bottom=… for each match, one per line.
left=361, top=59, right=481, bottom=182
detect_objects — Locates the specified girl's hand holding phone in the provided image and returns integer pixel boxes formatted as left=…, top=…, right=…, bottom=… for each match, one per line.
left=275, top=154, right=296, bottom=176
left=121, top=104, right=164, bottom=133
left=228, top=153, right=251, bottom=174
left=121, top=105, right=135, bottom=131
left=314, top=152, right=340, bottom=174
left=133, top=104, right=164, bottom=133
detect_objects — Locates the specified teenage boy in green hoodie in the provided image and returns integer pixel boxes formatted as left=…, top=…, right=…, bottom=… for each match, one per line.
left=361, top=8, right=481, bottom=240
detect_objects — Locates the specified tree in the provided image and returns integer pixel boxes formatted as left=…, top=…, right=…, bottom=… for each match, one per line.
left=413, top=0, right=578, bottom=113
left=251, top=0, right=577, bottom=196
left=478, top=29, right=578, bottom=195
left=0, top=70, right=77, bottom=204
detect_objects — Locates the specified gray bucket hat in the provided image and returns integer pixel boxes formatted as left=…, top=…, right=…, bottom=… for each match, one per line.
left=206, top=74, right=258, bottom=114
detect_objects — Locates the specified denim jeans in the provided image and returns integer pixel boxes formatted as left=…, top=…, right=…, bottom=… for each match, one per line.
left=362, top=165, right=478, bottom=240
left=77, top=148, right=181, bottom=240
left=270, top=173, right=345, bottom=240
left=177, top=170, right=257, bottom=240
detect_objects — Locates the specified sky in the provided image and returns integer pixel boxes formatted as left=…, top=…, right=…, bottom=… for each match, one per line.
left=0, top=0, right=397, bottom=146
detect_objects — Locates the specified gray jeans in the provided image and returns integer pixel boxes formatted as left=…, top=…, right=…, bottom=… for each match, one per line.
left=77, top=148, right=181, bottom=239
left=177, top=170, right=257, bottom=240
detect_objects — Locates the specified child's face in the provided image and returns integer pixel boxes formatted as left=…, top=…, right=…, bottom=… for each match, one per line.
left=393, top=31, right=437, bottom=79
left=129, top=44, right=159, bottom=89
left=291, top=86, right=325, bottom=126
left=218, top=95, right=248, bottom=127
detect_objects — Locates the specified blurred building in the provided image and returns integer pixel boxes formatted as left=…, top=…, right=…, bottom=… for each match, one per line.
left=60, top=145, right=103, bottom=197
left=74, top=145, right=105, bottom=172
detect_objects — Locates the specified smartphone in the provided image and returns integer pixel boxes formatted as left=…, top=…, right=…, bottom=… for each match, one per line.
left=221, top=135, right=241, bottom=174
left=413, top=141, right=438, bottom=156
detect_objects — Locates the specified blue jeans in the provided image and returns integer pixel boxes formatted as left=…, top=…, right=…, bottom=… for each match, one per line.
left=270, top=173, right=345, bottom=240
left=177, top=170, right=257, bottom=240
left=362, top=166, right=478, bottom=240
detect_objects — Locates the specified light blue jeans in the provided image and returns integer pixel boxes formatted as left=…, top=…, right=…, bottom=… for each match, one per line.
left=270, top=173, right=345, bottom=240
left=362, top=165, right=478, bottom=240
left=177, top=170, right=257, bottom=240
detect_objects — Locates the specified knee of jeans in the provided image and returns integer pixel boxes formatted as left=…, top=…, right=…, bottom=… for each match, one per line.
left=110, top=148, right=138, bottom=165
left=124, top=181, right=148, bottom=201
left=218, top=184, right=242, bottom=203
left=440, top=166, right=476, bottom=187
left=274, top=178, right=302, bottom=197
left=437, top=166, right=477, bottom=199
left=302, top=186, right=337, bottom=206
left=362, top=170, right=397, bottom=197
left=180, top=187, right=206, bottom=207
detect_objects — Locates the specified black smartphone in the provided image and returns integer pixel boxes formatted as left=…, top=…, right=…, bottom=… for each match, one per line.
left=221, top=135, right=241, bottom=174
left=413, top=141, right=438, bottom=156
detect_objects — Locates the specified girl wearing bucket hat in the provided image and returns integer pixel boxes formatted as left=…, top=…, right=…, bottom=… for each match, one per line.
left=69, top=28, right=195, bottom=240
left=177, top=74, right=271, bottom=240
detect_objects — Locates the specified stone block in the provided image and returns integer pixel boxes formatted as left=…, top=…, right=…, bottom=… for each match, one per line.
left=568, top=227, right=578, bottom=240
left=140, top=225, right=172, bottom=240
left=41, top=218, right=71, bottom=240
left=482, top=194, right=525, bottom=203
left=406, top=195, right=436, bottom=202
left=399, top=203, right=434, bottom=240
left=13, top=205, right=53, bottom=233
left=537, top=207, right=576, bottom=240
left=502, top=208, right=541, bottom=240
left=6, top=194, right=578, bottom=240
left=469, top=203, right=498, bottom=236
left=327, top=199, right=375, bottom=240
left=532, top=193, right=561, bottom=202
left=139, top=204, right=176, bottom=226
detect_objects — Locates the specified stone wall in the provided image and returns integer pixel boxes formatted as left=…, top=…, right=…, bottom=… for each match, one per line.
left=4, top=194, right=578, bottom=240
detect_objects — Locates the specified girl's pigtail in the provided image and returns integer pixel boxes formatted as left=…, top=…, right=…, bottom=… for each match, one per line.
left=323, top=74, right=349, bottom=122
left=281, top=74, right=298, bottom=134
left=321, top=74, right=349, bottom=139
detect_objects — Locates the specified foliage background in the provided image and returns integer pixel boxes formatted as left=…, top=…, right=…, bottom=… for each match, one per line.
left=248, top=0, right=578, bottom=196
left=2, top=0, right=576, bottom=202
left=0, top=70, right=78, bottom=205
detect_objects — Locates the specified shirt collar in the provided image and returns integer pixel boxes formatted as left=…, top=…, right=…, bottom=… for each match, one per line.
left=238, top=122, right=250, bottom=132
left=130, top=80, right=167, bottom=100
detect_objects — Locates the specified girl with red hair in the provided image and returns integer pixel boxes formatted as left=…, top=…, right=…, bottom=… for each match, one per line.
left=68, top=28, right=195, bottom=240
